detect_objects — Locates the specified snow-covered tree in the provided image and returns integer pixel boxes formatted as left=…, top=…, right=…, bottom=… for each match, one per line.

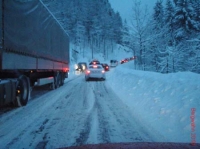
left=122, top=19, right=131, bottom=47
left=173, top=0, right=198, bottom=40
left=153, top=0, right=165, bottom=30
left=190, top=0, right=200, bottom=31
left=130, top=0, right=150, bottom=70
left=165, top=0, right=175, bottom=46
left=42, top=0, right=123, bottom=59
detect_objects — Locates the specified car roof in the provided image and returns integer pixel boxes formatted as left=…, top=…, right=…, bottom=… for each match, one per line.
left=78, top=62, right=87, bottom=64
left=89, top=61, right=101, bottom=65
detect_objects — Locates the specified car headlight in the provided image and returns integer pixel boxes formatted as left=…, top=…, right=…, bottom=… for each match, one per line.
left=82, top=65, right=86, bottom=70
left=74, top=64, right=78, bottom=69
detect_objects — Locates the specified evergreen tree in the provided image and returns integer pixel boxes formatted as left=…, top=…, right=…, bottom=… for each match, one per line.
left=165, top=0, right=174, bottom=24
left=42, top=0, right=123, bottom=57
left=173, top=0, right=198, bottom=40
left=122, top=19, right=130, bottom=47
left=190, top=0, right=200, bottom=30
left=153, top=0, right=164, bottom=30
left=165, top=0, right=175, bottom=46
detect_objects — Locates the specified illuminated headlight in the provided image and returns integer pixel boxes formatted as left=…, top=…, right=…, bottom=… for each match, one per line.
left=74, top=64, right=78, bottom=69
left=82, top=65, right=86, bottom=70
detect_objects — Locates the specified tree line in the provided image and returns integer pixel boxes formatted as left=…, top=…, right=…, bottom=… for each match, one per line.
left=42, top=0, right=199, bottom=73
left=125, top=0, right=200, bottom=73
left=42, top=0, right=123, bottom=59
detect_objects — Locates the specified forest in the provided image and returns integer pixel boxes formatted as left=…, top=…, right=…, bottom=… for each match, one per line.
left=128, top=0, right=200, bottom=73
left=42, top=0, right=200, bottom=73
left=42, top=0, right=122, bottom=59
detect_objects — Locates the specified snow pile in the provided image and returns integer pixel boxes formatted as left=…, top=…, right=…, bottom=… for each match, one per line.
left=107, top=61, right=200, bottom=143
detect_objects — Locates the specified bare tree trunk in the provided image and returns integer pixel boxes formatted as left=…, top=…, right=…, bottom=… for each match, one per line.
left=91, top=38, right=93, bottom=59
left=131, top=0, right=149, bottom=70
left=104, top=39, right=106, bottom=60
left=111, top=40, right=113, bottom=53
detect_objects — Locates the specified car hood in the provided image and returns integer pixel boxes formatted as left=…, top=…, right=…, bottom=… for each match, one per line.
left=59, top=142, right=200, bottom=149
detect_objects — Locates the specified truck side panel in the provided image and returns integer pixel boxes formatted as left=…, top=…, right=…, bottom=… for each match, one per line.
left=0, top=0, right=3, bottom=69
left=1, top=0, right=69, bottom=70
left=0, top=0, right=69, bottom=107
left=2, top=53, right=36, bottom=69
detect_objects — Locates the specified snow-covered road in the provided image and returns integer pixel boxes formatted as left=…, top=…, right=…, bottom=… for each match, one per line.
left=0, top=75, right=157, bottom=149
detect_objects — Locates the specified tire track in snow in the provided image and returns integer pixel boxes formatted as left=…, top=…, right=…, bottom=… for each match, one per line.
left=44, top=78, right=96, bottom=148
left=0, top=75, right=82, bottom=116
left=29, top=118, right=49, bottom=148
left=73, top=80, right=148, bottom=146
left=74, top=81, right=111, bottom=145
left=92, top=82, right=150, bottom=143
left=0, top=76, right=83, bottom=149
left=1, top=75, right=158, bottom=149
left=94, top=82, right=111, bottom=143
left=74, top=112, right=92, bottom=146
left=100, top=82, right=155, bottom=142
left=72, top=81, right=95, bottom=146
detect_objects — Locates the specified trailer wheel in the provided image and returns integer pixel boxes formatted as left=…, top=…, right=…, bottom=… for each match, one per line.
left=15, top=75, right=30, bottom=107
left=60, top=72, right=65, bottom=86
left=58, top=72, right=62, bottom=86
left=54, top=72, right=60, bottom=89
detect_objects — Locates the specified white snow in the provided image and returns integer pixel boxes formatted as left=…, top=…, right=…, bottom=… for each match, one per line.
left=70, top=43, right=200, bottom=143
left=106, top=60, right=200, bottom=143
left=1, top=42, right=199, bottom=148
left=69, top=43, right=200, bottom=144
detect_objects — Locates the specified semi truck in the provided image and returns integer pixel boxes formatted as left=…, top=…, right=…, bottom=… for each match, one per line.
left=0, top=0, right=70, bottom=107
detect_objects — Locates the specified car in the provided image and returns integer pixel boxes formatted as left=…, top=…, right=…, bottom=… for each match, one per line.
left=130, top=56, right=137, bottom=60
left=89, top=59, right=101, bottom=65
left=124, top=58, right=129, bottom=62
left=85, top=65, right=106, bottom=81
left=75, top=62, right=87, bottom=72
left=120, top=58, right=129, bottom=64
left=120, top=59, right=126, bottom=64
left=110, top=60, right=118, bottom=67
left=101, top=63, right=109, bottom=71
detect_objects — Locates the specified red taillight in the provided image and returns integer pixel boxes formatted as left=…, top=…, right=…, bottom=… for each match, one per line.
left=63, top=67, right=69, bottom=72
left=93, top=62, right=96, bottom=64
left=102, top=70, right=105, bottom=73
left=106, top=66, right=108, bottom=68
left=86, top=70, right=90, bottom=74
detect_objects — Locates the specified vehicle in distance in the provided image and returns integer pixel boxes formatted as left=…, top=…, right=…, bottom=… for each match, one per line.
left=130, top=56, right=137, bottom=60
left=120, top=59, right=126, bottom=64
left=120, top=58, right=129, bottom=64
left=110, top=60, right=118, bottom=67
left=75, top=62, right=87, bottom=72
left=85, top=65, right=106, bottom=81
left=125, top=58, right=130, bottom=62
left=101, top=63, right=109, bottom=71
left=89, top=59, right=101, bottom=65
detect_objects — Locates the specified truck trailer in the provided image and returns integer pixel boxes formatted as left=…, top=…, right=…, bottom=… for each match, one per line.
left=0, top=0, right=70, bottom=107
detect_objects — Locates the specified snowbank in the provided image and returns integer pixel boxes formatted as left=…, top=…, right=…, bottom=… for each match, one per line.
left=107, top=61, right=200, bottom=143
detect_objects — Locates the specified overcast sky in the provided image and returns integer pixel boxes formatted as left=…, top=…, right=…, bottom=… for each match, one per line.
left=109, top=0, right=157, bottom=24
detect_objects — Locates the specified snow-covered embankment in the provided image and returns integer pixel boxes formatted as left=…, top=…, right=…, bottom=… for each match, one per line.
left=107, top=61, right=200, bottom=143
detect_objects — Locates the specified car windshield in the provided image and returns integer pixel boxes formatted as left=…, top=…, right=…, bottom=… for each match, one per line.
left=1, top=0, right=199, bottom=149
